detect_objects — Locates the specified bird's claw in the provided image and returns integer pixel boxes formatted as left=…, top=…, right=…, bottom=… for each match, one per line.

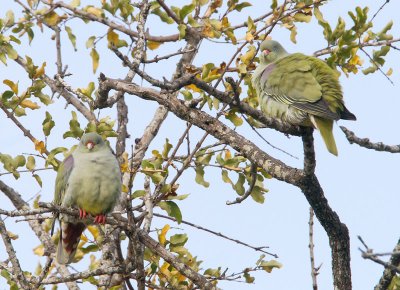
left=94, top=214, right=106, bottom=225
left=79, top=208, right=88, bottom=219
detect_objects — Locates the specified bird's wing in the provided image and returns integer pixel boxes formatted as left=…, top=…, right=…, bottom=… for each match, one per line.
left=51, top=154, right=74, bottom=235
left=261, top=53, right=340, bottom=120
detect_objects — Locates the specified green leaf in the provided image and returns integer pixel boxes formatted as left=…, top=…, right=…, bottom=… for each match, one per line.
left=293, top=12, right=311, bottom=23
left=235, top=2, right=251, bottom=11
left=26, top=156, right=36, bottom=171
left=259, top=259, right=283, bottom=273
left=13, top=155, right=26, bottom=168
left=159, top=201, right=182, bottom=223
left=250, top=186, right=265, bottom=204
left=225, top=110, right=243, bottom=126
left=179, top=4, right=195, bottom=20
left=195, top=165, right=210, bottom=188
left=65, top=26, right=77, bottom=51
left=170, top=234, right=188, bottom=246
left=33, top=174, right=42, bottom=187
left=132, top=190, right=146, bottom=199
left=152, top=8, right=174, bottom=24
left=77, top=82, right=95, bottom=100
left=233, top=173, right=245, bottom=195
left=81, top=244, right=99, bottom=253
left=162, top=138, right=173, bottom=158
left=63, top=111, right=84, bottom=139
left=86, top=36, right=96, bottom=48
left=178, top=24, right=187, bottom=40
left=42, top=111, right=55, bottom=136
left=204, top=267, right=221, bottom=277
left=244, top=271, right=255, bottom=283
left=221, top=169, right=233, bottom=184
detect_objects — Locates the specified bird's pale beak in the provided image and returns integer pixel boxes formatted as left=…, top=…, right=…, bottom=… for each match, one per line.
left=263, top=49, right=270, bottom=55
left=86, top=141, right=95, bottom=150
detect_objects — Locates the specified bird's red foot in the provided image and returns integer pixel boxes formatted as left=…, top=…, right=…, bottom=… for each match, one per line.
left=94, top=214, right=107, bottom=224
left=78, top=208, right=88, bottom=219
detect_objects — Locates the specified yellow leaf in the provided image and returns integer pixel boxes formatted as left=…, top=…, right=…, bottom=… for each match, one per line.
left=7, top=231, right=19, bottom=240
left=386, top=68, right=393, bottom=76
left=33, top=244, right=44, bottom=256
left=158, top=224, right=170, bottom=246
left=290, top=26, right=297, bottom=44
left=87, top=225, right=100, bottom=240
left=70, top=0, right=80, bottom=8
left=43, top=11, right=62, bottom=26
left=185, top=84, right=201, bottom=93
left=20, top=99, right=40, bottom=109
left=122, top=184, right=129, bottom=193
left=107, top=29, right=119, bottom=46
left=86, top=6, right=103, bottom=18
left=90, top=48, right=99, bottom=74
left=225, top=150, right=232, bottom=159
left=120, top=152, right=129, bottom=173
left=3, top=79, right=18, bottom=94
left=160, top=262, right=171, bottom=278
left=245, top=31, right=254, bottom=42
left=240, top=45, right=256, bottom=65
left=34, top=62, right=46, bottom=78
left=147, top=40, right=162, bottom=50
left=34, top=139, right=46, bottom=154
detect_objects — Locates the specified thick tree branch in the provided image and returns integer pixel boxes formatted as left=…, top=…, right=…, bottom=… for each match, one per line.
left=97, top=79, right=303, bottom=184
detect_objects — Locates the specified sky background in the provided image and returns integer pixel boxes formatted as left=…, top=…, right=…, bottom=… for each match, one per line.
left=1, top=1, right=400, bottom=289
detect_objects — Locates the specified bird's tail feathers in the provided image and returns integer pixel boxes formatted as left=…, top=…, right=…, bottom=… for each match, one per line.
left=57, top=221, right=85, bottom=264
left=340, top=106, right=356, bottom=120
left=311, top=116, right=338, bottom=156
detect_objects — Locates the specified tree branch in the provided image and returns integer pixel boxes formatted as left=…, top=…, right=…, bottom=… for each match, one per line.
left=340, top=126, right=400, bottom=153
left=0, top=216, right=30, bottom=289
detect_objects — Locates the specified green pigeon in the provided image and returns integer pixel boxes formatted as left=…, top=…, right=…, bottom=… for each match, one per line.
left=252, top=39, right=356, bottom=155
left=53, top=132, right=121, bottom=264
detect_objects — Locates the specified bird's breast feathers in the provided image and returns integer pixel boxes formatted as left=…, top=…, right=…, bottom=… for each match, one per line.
left=63, top=149, right=121, bottom=216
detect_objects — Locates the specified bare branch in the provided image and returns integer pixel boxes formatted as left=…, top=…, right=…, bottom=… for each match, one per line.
left=340, top=126, right=400, bottom=153
left=41, top=0, right=179, bottom=42
left=0, top=100, right=50, bottom=155
left=0, top=216, right=30, bottom=289
left=309, top=208, right=319, bottom=290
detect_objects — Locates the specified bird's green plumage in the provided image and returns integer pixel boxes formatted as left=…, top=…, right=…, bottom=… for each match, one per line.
left=252, top=40, right=356, bottom=155
left=53, top=132, right=121, bottom=264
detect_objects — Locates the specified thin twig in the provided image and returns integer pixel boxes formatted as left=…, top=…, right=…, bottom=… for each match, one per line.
left=340, top=126, right=400, bottom=153
left=226, top=163, right=257, bottom=205
left=153, top=212, right=277, bottom=257
left=309, top=208, right=319, bottom=290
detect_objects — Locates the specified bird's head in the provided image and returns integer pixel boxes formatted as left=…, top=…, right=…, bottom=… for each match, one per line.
left=78, top=132, right=106, bottom=153
left=259, top=40, right=288, bottom=65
